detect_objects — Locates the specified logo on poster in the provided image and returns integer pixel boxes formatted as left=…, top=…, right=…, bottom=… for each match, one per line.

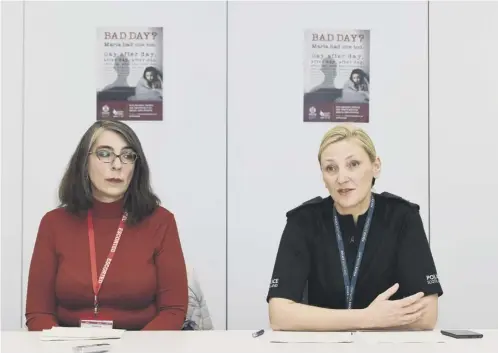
left=101, top=105, right=110, bottom=118
left=308, top=106, right=317, bottom=119
left=112, top=109, right=124, bottom=118
left=319, top=110, right=331, bottom=120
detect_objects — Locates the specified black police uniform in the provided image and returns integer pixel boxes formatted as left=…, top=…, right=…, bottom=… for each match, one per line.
left=267, top=192, right=443, bottom=310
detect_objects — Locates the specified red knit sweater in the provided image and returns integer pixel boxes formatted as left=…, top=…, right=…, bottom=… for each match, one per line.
left=25, top=199, right=188, bottom=331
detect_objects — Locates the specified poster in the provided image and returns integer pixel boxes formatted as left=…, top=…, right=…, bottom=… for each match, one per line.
left=96, top=27, right=163, bottom=121
left=303, top=29, right=370, bottom=123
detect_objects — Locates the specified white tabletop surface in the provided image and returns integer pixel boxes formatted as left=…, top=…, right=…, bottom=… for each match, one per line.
left=1, top=329, right=497, bottom=353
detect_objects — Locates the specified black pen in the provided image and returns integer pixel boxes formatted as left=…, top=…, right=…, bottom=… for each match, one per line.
left=252, top=329, right=265, bottom=338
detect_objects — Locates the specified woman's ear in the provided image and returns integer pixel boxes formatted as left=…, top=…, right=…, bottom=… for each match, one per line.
left=373, top=156, right=381, bottom=178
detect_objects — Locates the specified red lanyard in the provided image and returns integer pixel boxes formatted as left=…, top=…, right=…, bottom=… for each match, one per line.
left=87, top=210, right=128, bottom=316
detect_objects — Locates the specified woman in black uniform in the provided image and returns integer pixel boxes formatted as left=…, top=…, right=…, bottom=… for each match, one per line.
left=267, top=124, right=443, bottom=331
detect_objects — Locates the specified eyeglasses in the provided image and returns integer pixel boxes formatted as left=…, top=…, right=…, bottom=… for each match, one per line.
left=89, top=148, right=138, bottom=164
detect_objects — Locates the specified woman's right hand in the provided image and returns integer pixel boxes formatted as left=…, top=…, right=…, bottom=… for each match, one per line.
left=363, top=283, right=427, bottom=329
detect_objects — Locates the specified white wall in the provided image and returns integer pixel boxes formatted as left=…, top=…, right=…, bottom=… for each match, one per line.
left=1, top=0, right=25, bottom=330
left=227, top=1, right=429, bottom=329
left=21, top=1, right=227, bottom=329
left=429, top=1, right=498, bottom=329
left=5, top=0, right=497, bottom=332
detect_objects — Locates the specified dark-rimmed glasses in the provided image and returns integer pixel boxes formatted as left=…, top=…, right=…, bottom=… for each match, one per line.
left=89, top=148, right=138, bottom=164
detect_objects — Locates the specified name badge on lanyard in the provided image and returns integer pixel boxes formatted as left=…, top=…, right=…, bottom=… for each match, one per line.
left=333, top=196, right=375, bottom=310
left=79, top=210, right=128, bottom=329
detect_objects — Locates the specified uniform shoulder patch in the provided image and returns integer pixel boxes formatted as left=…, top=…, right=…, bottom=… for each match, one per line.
left=286, top=196, right=324, bottom=217
left=379, top=192, right=420, bottom=211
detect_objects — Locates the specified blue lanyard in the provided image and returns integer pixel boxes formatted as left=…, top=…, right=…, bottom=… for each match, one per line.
left=333, top=196, right=375, bottom=309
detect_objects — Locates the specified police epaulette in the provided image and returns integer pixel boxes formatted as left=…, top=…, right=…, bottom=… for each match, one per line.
left=286, top=196, right=323, bottom=217
left=379, top=192, right=420, bottom=211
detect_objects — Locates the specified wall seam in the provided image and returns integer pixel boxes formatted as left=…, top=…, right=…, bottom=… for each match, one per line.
left=20, top=0, right=26, bottom=327
left=427, top=0, right=431, bottom=245
left=224, top=0, right=229, bottom=330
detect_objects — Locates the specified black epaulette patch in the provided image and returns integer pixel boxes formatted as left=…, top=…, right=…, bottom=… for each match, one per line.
left=380, top=192, right=420, bottom=211
left=286, top=196, right=323, bottom=217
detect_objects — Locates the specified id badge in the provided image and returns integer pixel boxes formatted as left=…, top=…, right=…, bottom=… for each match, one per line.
left=80, top=312, right=113, bottom=329
left=80, top=319, right=114, bottom=329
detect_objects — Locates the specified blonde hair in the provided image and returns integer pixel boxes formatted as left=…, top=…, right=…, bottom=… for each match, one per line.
left=318, top=124, right=377, bottom=163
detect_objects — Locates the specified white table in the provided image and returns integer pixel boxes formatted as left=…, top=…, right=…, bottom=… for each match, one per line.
left=1, top=330, right=497, bottom=353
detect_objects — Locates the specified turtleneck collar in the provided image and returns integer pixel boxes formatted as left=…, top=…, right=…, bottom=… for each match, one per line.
left=91, top=197, right=126, bottom=218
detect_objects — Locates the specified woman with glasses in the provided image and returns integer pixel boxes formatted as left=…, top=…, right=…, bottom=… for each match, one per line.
left=25, top=120, right=188, bottom=331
